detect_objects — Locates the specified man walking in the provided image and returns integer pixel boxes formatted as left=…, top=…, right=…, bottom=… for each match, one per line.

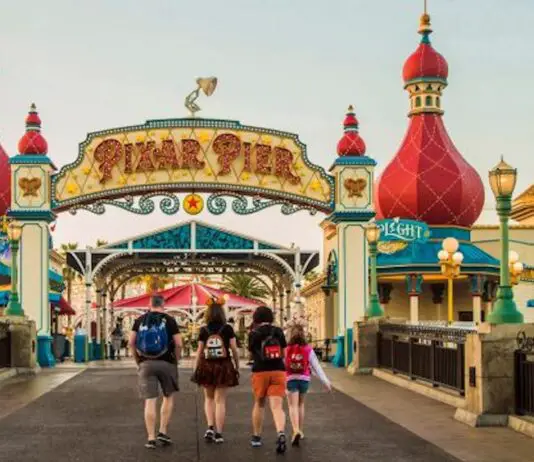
left=129, top=295, right=182, bottom=449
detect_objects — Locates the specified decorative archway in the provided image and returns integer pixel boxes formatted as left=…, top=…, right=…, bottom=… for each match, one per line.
left=9, top=105, right=378, bottom=368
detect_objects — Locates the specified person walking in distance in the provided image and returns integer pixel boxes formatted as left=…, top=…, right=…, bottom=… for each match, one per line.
left=285, top=324, right=331, bottom=447
left=129, top=295, right=182, bottom=449
left=111, top=324, right=123, bottom=360
left=248, top=306, right=288, bottom=454
left=192, top=297, right=240, bottom=444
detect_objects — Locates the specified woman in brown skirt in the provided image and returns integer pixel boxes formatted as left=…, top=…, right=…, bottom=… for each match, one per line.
left=192, top=298, right=240, bottom=444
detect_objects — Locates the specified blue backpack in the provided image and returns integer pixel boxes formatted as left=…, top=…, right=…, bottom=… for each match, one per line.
left=136, top=313, right=169, bottom=358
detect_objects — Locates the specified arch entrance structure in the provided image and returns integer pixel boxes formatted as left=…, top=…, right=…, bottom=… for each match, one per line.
left=66, top=220, right=319, bottom=360
left=9, top=104, right=378, bottom=367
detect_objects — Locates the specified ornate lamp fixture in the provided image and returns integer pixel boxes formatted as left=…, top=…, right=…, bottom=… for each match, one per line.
left=365, top=222, right=384, bottom=318
left=438, top=237, right=464, bottom=324
left=5, top=221, right=23, bottom=317
left=487, top=157, right=523, bottom=324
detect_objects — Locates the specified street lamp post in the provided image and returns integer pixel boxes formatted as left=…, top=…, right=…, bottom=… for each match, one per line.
left=5, top=221, right=24, bottom=317
left=487, top=158, right=524, bottom=324
left=365, top=222, right=384, bottom=318
left=438, top=237, right=464, bottom=324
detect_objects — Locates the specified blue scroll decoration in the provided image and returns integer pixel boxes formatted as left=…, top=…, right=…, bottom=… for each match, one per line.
left=206, top=193, right=319, bottom=216
left=68, top=192, right=181, bottom=216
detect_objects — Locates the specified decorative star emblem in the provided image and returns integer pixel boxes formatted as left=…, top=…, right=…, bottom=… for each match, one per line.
left=183, top=194, right=204, bottom=215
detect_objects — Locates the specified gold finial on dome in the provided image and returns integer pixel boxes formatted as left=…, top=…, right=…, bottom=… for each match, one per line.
left=347, top=104, right=354, bottom=112
left=418, top=0, right=432, bottom=35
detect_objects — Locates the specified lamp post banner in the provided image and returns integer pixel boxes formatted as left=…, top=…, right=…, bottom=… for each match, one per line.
left=51, top=118, right=334, bottom=215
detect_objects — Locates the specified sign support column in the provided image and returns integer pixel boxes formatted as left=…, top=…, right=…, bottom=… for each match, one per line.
left=328, top=106, right=376, bottom=367
left=8, top=104, right=57, bottom=368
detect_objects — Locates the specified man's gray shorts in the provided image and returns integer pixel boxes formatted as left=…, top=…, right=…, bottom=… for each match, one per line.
left=138, top=360, right=179, bottom=399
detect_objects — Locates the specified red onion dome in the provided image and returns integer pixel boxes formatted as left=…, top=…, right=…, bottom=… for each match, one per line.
left=0, top=143, right=11, bottom=216
left=375, top=10, right=484, bottom=228
left=375, top=114, right=485, bottom=227
left=337, top=105, right=366, bottom=156
left=18, top=103, right=48, bottom=155
left=402, top=13, right=448, bottom=84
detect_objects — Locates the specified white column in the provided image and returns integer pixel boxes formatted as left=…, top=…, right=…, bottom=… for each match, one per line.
left=406, top=275, right=422, bottom=324
left=95, top=289, right=102, bottom=346
left=336, top=223, right=368, bottom=331
left=102, top=291, right=108, bottom=357
left=436, top=303, right=442, bottom=321
left=410, top=295, right=419, bottom=323
left=472, top=295, right=482, bottom=324
left=470, top=275, right=484, bottom=324
left=19, top=222, right=50, bottom=335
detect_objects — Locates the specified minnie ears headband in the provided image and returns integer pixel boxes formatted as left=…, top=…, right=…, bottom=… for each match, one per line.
left=206, top=295, right=227, bottom=306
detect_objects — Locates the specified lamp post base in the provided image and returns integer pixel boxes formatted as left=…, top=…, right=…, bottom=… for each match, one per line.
left=37, top=334, right=56, bottom=368
left=332, top=335, right=345, bottom=368
left=366, top=295, right=384, bottom=318
left=486, top=286, right=524, bottom=324
left=5, top=296, right=24, bottom=317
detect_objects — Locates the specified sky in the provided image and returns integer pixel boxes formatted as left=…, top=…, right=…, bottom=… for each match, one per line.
left=0, top=0, right=533, bottom=253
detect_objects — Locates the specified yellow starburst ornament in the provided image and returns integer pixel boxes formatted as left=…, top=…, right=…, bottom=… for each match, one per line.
left=183, top=194, right=204, bottom=215
left=310, top=179, right=322, bottom=192
left=66, top=183, right=78, bottom=195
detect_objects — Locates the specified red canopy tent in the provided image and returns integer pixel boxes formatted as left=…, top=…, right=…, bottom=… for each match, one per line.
left=111, top=282, right=262, bottom=313
left=51, top=296, right=76, bottom=316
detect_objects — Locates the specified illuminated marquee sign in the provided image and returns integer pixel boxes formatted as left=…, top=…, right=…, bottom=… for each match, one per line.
left=376, top=218, right=430, bottom=255
left=51, top=119, right=334, bottom=214
left=377, top=218, right=430, bottom=243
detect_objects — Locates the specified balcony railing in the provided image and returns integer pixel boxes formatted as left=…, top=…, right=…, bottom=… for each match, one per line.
left=377, top=323, right=475, bottom=395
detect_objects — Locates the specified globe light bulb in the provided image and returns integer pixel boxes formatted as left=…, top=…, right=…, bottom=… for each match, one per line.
left=509, top=250, right=520, bottom=265
left=452, top=252, right=464, bottom=265
left=513, top=261, right=524, bottom=275
left=438, top=250, right=449, bottom=262
left=442, top=237, right=459, bottom=254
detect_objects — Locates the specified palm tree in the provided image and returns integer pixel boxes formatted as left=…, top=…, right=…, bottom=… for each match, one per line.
left=304, top=269, right=320, bottom=283
left=60, top=242, right=82, bottom=304
left=221, top=274, right=270, bottom=300
left=125, top=274, right=175, bottom=296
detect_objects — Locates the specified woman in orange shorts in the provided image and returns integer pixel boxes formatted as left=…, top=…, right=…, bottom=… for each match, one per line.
left=248, top=306, right=287, bottom=454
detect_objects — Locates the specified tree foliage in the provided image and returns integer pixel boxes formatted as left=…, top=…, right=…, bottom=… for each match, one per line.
left=221, top=274, right=270, bottom=300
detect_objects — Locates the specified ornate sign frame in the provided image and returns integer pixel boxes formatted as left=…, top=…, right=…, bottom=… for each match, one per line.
left=51, top=118, right=334, bottom=216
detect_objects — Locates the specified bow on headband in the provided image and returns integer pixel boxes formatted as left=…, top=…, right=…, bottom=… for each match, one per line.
left=206, top=295, right=226, bottom=306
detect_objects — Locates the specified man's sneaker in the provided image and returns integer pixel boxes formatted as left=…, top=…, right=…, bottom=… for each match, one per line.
left=250, top=435, right=262, bottom=448
left=214, top=433, right=224, bottom=444
left=157, top=432, right=172, bottom=446
left=145, top=440, right=157, bottom=449
left=276, top=433, right=287, bottom=454
left=204, top=428, right=215, bottom=442
left=291, top=431, right=302, bottom=447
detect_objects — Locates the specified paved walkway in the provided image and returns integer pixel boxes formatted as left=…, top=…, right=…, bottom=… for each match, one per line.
left=0, top=361, right=532, bottom=461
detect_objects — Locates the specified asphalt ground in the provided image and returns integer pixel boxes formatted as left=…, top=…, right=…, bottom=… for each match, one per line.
left=0, top=366, right=461, bottom=462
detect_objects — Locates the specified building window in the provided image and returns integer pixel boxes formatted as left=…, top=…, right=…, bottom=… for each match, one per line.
left=415, top=96, right=421, bottom=107
left=436, top=97, right=441, bottom=108
left=425, top=95, right=433, bottom=106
